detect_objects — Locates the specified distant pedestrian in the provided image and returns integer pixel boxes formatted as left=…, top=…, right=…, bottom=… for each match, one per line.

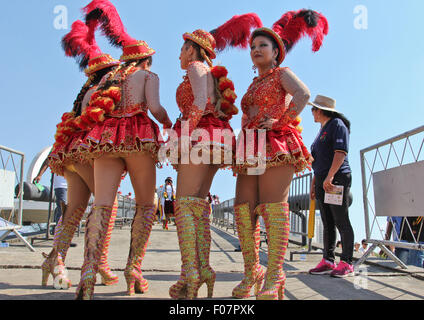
left=400, top=217, right=424, bottom=268
left=354, top=242, right=360, bottom=252
left=308, top=95, right=355, bottom=278
left=158, top=177, right=176, bottom=230
left=358, top=239, right=368, bottom=255
left=34, top=158, right=68, bottom=236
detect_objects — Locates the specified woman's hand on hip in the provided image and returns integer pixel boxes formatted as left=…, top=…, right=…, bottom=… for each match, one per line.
left=257, top=117, right=278, bottom=130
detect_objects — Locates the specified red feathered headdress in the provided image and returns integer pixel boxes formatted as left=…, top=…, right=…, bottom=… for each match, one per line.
left=274, top=9, right=329, bottom=54
left=62, top=19, right=120, bottom=75
left=83, top=0, right=156, bottom=62
left=251, top=9, right=329, bottom=65
left=210, top=13, right=263, bottom=52
left=62, top=20, right=101, bottom=71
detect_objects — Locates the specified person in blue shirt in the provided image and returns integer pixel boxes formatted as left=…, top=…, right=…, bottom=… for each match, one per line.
left=307, top=95, right=355, bottom=278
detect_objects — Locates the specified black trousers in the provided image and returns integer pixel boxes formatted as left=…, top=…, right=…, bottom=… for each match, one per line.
left=315, top=173, right=354, bottom=264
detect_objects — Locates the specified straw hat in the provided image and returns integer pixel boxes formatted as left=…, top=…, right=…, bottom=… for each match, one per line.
left=308, top=95, right=341, bottom=114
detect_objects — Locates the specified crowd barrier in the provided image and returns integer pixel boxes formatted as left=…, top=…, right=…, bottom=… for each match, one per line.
left=356, top=125, right=424, bottom=269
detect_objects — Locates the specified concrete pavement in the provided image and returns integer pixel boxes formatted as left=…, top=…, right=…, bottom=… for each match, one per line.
left=1, top=220, right=424, bottom=300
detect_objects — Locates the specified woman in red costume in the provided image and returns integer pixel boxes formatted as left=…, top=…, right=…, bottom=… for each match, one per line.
left=72, top=0, right=172, bottom=299
left=232, top=9, right=329, bottom=300
left=42, top=18, right=121, bottom=290
left=167, top=14, right=262, bottom=300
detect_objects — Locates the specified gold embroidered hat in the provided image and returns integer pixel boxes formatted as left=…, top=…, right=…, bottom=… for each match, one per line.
left=120, top=40, right=156, bottom=62
left=85, top=54, right=121, bottom=76
left=183, top=29, right=217, bottom=59
left=62, top=20, right=120, bottom=76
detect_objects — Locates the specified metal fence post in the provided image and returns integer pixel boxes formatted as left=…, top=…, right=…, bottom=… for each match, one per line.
left=356, top=125, right=424, bottom=270
left=0, top=145, right=35, bottom=251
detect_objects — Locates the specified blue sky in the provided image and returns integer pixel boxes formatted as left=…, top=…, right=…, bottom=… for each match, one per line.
left=1, top=0, right=423, bottom=242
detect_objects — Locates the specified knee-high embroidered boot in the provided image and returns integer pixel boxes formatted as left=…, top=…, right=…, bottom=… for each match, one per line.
left=232, top=202, right=265, bottom=298
left=98, top=198, right=119, bottom=286
left=124, top=204, right=156, bottom=295
left=169, top=198, right=215, bottom=299
left=169, top=197, right=201, bottom=300
left=256, top=202, right=290, bottom=300
left=197, top=201, right=216, bottom=298
left=75, top=205, right=114, bottom=300
left=41, top=204, right=85, bottom=289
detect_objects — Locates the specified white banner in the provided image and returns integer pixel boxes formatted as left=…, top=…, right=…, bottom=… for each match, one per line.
left=373, top=160, right=424, bottom=217
left=0, top=169, right=15, bottom=208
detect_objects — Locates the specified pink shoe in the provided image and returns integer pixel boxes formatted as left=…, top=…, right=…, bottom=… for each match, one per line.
left=309, top=259, right=336, bottom=275
left=330, top=261, right=354, bottom=278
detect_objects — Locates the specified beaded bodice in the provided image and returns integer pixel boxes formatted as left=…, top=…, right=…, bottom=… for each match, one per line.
left=176, top=74, right=216, bottom=119
left=241, top=67, right=291, bottom=127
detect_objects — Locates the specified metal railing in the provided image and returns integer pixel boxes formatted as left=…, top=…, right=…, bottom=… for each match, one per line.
left=0, top=145, right=35, bottom=251
left=356, top=125, right=424, bottom=269
left=211, top=173, right=322, bottom=258
left=76, top=193, right=137, bottom=236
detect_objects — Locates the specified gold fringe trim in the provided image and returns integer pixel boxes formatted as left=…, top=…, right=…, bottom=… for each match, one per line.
left=75, top=138, right=163, bottom=167
left=233, top=151, right=312, bottom=176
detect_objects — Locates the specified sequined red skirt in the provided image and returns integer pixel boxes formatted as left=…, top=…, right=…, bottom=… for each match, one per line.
left=233, top=124, right=312, bottom=175
left=70, top=112, right=164, bottom=164
left=48, top=130, right=91, bottom=176
left=168, top=114, right=236, bottom=169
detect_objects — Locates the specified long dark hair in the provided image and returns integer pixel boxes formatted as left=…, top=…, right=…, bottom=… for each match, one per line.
left=322, top=109, right=351, bottom=133
left=184, top=40, right=206, bottom=63
left=71, top=66, right=117, bottom=116
left=98, top=56, right=153, bottom=92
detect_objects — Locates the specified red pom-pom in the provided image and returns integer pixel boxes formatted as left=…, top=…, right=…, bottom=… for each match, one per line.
left=292, top=116, right=301, bottom=127
left=80, top=112, right=95, bottom=127
left=223, top=88, right=237, bottom=104
left=218, top=78, right=235, bottom=91
left=220, top=100, right=232, bottom=112
left=61, top=127, right=73, bottom=136
left=61, top=112, right=74, bottom=122
left=74, top=117, right=87, bottom=130
left=90, top=90, right=101, bottom=102
left=103, top=86, right=121, bottom=103
left=88, top=107, right=106, bottom=123
left=67, top=119, right=80, bottom=130
left=54, top=133, right=66, bottom=144
left=92, top=97, right=114, bottom=113
left=211, top=66, right=228, bottom=79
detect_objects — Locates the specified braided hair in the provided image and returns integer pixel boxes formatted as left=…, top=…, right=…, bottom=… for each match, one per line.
left=97, top=57, right=153, bottom=92
left=71, top=66, right=116, bottom=116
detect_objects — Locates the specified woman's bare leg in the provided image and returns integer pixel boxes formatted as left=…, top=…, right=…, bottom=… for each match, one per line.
left=258, top=164, right=295, bottom=204
left=63, top=169, right=91, bottom=226
left=177, top=164, right=219, bottom=198
left=236, top=174, right=259, bottom=225
left=93, top=156, right=125, bottom=207
left=74, top=163, right=95, bottom=195
left=124, top=153, right=156, bottom=206
left=256, top=164, right=295, bottom=300
left=197, top=165, right=220, bottom=199
left=122, top=153, right=157, bottom=295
